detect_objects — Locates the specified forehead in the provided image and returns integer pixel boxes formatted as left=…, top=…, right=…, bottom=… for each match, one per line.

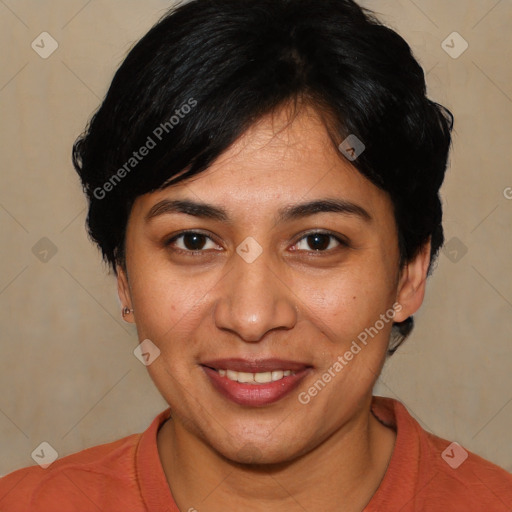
left=132, top=104, right=393, bottom=224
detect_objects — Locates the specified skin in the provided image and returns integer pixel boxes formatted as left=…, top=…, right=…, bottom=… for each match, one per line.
left=118, top=103, right=431, bottom=511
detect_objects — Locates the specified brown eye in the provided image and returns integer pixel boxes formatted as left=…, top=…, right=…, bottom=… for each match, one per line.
left=293, top=231, right=346, bottom=252
left=181, top=233, right=207, bottom=250
left=306, top=233, right=331, bottom=251
left=165, top=231, right=221, bottom=253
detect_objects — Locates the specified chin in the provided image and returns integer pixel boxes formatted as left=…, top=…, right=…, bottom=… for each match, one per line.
left=220, top=437, right=307, bottom=466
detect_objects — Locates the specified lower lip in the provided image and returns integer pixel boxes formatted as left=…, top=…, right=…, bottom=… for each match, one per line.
left=202, top=366, right=309, bottom=407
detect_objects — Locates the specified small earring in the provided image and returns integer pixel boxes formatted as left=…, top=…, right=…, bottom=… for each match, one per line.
left=122, top=306, right=134, bottom=317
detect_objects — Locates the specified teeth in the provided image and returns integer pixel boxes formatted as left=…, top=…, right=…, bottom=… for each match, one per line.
left=226, top=369, right=238, bottom=381
left=254, top=372, right=272, bottom=383
left=237, top=372, right=254, bottom=383
left=216, top=368, right=296, bottom=384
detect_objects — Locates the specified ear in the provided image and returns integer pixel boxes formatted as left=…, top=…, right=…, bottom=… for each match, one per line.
left=394, top=240, right=431, bottom=323
left=117, top=265, right=134, bottom=323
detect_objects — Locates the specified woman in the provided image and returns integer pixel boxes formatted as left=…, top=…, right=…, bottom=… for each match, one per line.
left=1, top=0, right=511, bottom=510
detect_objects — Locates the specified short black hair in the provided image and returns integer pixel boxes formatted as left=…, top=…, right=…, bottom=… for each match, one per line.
left=72, top=0, right=453, bottom=352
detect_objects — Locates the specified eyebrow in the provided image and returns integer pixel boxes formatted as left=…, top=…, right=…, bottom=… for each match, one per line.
left=145, top=198, right=372, bottom=224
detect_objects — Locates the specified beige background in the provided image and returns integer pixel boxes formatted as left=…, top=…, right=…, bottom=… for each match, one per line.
left=0, top=0, right=511, bottom=478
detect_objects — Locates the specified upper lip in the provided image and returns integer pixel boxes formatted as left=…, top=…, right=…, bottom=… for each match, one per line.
left=201, top=358, right=311, bottom=373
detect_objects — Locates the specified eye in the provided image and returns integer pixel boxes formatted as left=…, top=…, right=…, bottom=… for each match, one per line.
left=292, top=231, right=347, bottom=252
left=165, top=231, right=221, bottom=253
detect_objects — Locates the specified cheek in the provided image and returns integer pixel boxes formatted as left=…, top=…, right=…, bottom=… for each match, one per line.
left=128, top=258, right=215, bottom=344
left=293, top=264, right=396, bottom=342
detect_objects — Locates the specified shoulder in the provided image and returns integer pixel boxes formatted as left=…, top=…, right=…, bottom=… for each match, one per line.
left=369, top=397, right=512, bottom=510
left=0, top=433, right=142, bottom=512
left=421, top=428, right=512, bottom=503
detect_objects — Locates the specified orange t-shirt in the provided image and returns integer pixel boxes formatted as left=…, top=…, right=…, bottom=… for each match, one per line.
left=1, top=396, right=511, bottom=511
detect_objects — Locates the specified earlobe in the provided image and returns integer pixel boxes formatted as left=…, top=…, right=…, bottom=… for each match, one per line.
left=117, top=265, right=135, bottom=323
left=394, top=240, right=431, bottom=323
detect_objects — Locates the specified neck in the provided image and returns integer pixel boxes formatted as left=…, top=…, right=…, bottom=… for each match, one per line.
left=157, top=397, right=395, bottom=512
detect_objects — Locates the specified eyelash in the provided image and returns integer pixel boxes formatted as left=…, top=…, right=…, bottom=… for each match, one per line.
left=164, top=230, right=348, bottom=255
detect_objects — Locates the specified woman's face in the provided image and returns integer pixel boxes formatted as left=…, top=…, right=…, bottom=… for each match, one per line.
left=118, top=105, right=427, bottom=464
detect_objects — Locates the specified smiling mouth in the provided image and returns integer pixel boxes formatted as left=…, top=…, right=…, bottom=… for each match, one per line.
left=200, top=358, right=312, bottom=406
left=207, top=368, right=297, bottom=384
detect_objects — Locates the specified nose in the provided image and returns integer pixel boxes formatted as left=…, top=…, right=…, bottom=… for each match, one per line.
left=213, top=248, right=298, bottom=342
